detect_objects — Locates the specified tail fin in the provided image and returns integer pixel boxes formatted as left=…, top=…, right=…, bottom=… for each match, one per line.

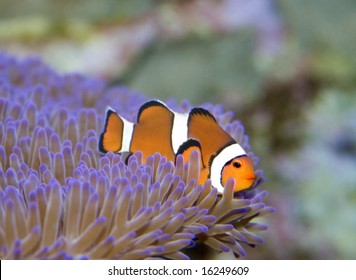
left=98, top=108, right=133, bottom=154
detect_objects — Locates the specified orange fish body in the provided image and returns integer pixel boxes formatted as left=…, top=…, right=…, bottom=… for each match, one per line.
left=99, top=100, right=255, bottom=193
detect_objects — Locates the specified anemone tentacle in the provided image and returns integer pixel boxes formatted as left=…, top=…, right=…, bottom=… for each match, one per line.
left=0, top=53, right=272, bottom=260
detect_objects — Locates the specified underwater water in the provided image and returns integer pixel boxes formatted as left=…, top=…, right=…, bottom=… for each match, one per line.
left=0, top=0, right=355, bottom=259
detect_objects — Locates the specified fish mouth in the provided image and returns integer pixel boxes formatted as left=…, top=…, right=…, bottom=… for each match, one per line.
left=243, top=177, right=256, bottom=187
left=232, top=177, right=256, bottom=192
left=245, top=177, right=256, bottom=181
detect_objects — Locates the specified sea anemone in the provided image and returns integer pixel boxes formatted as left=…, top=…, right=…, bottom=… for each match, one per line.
left=0, top=53, right=273, bottom=259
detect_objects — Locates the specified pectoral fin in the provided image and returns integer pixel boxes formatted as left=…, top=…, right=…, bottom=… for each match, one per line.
left=176, top=139, right=203, bottom=164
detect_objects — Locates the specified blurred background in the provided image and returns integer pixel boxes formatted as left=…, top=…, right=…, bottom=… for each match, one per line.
left=1, top=0, right=355, bottom=259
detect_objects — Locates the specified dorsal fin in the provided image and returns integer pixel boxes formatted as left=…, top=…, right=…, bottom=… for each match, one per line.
left=137, top=100, right=170, bottom=123
left=130, top=100, right=176, bottom=162
left=98, top=109, right=124, bottom=153
left=187, top=107, right=235, bottom=168
left=189, top=107, right=217, bottom=123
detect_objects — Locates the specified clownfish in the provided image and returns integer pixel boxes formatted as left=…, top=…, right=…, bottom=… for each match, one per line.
left=98, top=100, right=255, bottom=193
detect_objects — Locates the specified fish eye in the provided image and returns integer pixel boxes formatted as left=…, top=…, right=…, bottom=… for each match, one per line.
left=233, top=162, right=241, bottom=168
